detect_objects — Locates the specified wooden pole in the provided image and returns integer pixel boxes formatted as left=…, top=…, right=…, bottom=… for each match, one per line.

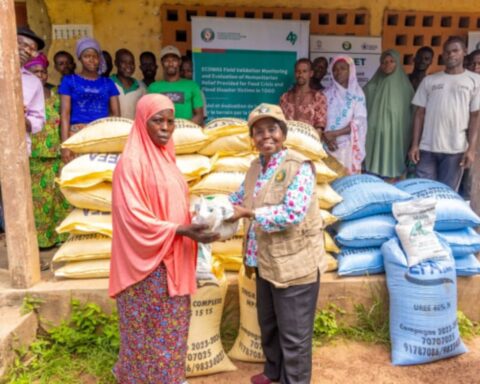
left=0, top=0, right=41, bottom=288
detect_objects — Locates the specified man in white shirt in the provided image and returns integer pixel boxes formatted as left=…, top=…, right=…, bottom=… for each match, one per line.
left=409, top=36, right=480, bottom=191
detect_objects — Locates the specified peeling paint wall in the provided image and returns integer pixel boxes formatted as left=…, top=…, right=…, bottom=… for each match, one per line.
left=25, top=0, right=480, bottom=83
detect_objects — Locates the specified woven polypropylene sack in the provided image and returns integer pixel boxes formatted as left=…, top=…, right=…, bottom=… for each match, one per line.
left=228, top=267, right=265, bottom=362
left=455, top=254, right=480, bottom=276
left=284, top=120, right=327, bottom=160
left=324, top=231, right=340, bottom=253
left=314, top=160, right=338, bottom=183
left=396, top=178, right=480, bottom=231
left=176, top=154, right=213, bottom=183
left=173, top=119, right=210, bottom=154
left=332, top=175, right=411, bottom=221
left=337, top=247, right=384, bottom=276
left=335, top=214, right=396, bottom=248
left=52, top=234, right=111, bottom=263
left=320, top=209, right=338, bottom=228
left=198, top=133, right=252, bottom=157
left=57, top=153, right=120, bottom=188
left=62, top=117, right=133, bottom=153
left=382, top=238, right=467, bottom=365
left=56, top=208, right=112, bottom=237
left=325, top=253, right=338, bottom=272
left=212, top=236, right=243, bottom=271
left=211, top=154, right=256, bottom=173
left=316, top=183, right=343, bottom=209
left=190, top=172, right=245, bottom=196
left=186, top=276, right=237, bottom=376
left=437, top=228, right=480, bottom=258
left=203, top=118, right=249, bottom=139
left=322, top=154, right=349, bottom=178
left=54, top=259, right=110, bottom=279
left=60, top=182, right=112, bottom=212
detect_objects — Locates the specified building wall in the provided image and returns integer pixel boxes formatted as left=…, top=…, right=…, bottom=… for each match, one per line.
left=27, top=0, right=480, bottom=83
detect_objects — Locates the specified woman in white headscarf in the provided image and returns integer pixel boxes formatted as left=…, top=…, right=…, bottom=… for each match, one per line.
left=323, top=55, right=367, bottom=174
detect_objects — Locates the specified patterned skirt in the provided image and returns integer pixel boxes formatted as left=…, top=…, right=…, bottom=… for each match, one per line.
left=113, top=263, right=191, bottom=384
left=29, top=157, right=69, bottom=248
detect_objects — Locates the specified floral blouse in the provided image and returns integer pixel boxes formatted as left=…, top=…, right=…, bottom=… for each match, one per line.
left=31, top=87, right=62, bottom=158
left=229, top=149, right=315, bottom=267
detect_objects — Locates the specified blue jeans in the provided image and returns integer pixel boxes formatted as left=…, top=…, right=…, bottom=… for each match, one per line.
left=415, top=150, right=464, bottom=191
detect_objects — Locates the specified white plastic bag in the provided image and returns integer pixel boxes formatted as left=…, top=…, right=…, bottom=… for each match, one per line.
left=393, top=198, right=448, bottom=266
left=192, top=196, right=239, bottom=241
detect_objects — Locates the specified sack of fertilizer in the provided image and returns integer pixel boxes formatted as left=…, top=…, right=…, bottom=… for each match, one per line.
left=455, top=254, right=480, bottom=276
left=393, top=198, right=449, bottom=267
left=395, top=178, right=480, bottom=230
left=335, top=214, right=396, bottom=248
left=382, top=238, right=467, bottom=365
left=332, top=174, right=411, bottom=221
left=436, top=228, right=480, bottom=258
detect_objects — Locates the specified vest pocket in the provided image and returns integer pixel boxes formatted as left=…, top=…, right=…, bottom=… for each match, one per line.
left=267, top=236, right=317, bottom=282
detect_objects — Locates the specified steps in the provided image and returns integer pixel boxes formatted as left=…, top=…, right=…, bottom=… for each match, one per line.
left=0, top=306, right=38, bottom=377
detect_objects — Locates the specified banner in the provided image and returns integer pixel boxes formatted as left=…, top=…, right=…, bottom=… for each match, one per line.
left=310, top=35, right=382, bottom=87
left=468, top=31, right=480, bottom=52
left=192, top=17, right=309, bottom=121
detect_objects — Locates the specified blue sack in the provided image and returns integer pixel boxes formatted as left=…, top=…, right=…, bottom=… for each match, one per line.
left=455, top=254, right=480, bottom=276
left=437, top=228, right=480, bottom=258
left=331, top=175, right=411, bottom=221
left=395, top=179, right=480, bottom=231
left=337, top=247, right=384, bottom=276
left=335, top=214, right=396, bottom=248
left=382, top=238, right=467, bottom=365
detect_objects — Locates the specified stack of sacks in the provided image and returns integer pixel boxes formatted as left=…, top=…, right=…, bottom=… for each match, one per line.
left=396, top=179, right=480, bottom=276
left=331, top=174, right=412, bottom=276
left=173, top=119, right=213, bottom=186
left=53, top=117, right=133, bottom=279
left=284, top=121, right=343, bottom=271
left=186, top=119, right=251, bottom=272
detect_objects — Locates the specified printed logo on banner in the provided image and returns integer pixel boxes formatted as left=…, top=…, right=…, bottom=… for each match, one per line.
left=201, top=28, right=215, bottom=42
left=342, top=41, right=352, bottom=51
left=361, top=43, right=379, bottom=51
left=286, top=31, right=298, bottom=45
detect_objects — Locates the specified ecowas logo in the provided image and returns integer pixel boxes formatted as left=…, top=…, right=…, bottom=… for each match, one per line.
left=342, top=41, right=352, bottom=51
left=200, top=28, right=215, bottom=42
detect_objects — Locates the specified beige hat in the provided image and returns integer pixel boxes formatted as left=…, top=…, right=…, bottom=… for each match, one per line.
left=160, top=45, right=181, bottom=60
left=248, top=103, right=287, bottom=129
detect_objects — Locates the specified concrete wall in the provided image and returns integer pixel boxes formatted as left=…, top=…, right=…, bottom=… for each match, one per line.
left=24, top=0, right=480, bottom=84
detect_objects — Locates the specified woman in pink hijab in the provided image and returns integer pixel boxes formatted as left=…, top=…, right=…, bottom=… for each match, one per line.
left=109, top=94, right=219, bottom=383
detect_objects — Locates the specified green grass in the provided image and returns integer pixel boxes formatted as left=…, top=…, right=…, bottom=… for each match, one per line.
left=4, top=300, right=118, bottom=384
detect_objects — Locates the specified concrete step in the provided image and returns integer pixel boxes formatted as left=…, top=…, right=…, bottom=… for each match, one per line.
left=0, top=305, right=37, bottom=378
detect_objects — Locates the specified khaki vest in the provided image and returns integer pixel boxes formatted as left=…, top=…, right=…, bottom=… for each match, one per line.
left=243, top=150, right=326, bottom=288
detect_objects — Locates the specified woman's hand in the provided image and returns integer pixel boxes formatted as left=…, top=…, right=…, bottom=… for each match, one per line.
left=61, top=148, right=75, bottom=164
left=322, top=131, right=338, bottom=151
left=226, top=205, right=254, bottom=222
left=177, top=224, right=220, bottom=244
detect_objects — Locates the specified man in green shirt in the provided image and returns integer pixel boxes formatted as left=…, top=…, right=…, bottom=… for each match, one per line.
left=148, top=45, right=204, bottom=125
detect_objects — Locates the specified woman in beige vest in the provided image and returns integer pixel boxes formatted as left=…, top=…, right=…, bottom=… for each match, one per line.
left=228, top=103, right=324, bottom=384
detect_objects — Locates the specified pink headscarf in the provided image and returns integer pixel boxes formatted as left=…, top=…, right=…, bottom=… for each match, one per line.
left=109, top=94, right=197, bottom=298
left=24, top=52, right=49, bottom=69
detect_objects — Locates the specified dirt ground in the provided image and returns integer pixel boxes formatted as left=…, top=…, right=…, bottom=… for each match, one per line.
left=190, top=337, right=480, bottom=384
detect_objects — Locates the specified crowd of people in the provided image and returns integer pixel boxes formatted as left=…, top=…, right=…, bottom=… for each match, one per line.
left=9, top=24, right=480, bottom=384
